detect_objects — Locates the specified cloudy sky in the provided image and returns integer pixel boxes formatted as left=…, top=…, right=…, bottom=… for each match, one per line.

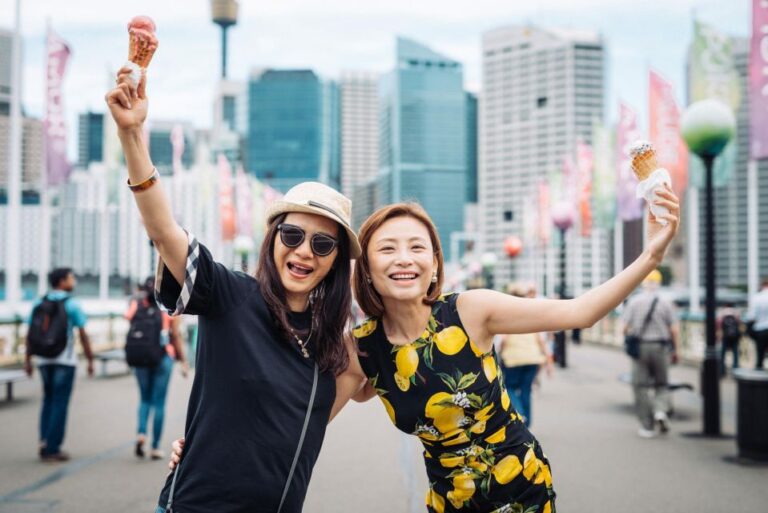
left=0, top=0, right=751, bottom=160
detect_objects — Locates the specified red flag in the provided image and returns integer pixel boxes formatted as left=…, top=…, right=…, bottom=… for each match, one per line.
left=44, top=27, right=72, bottom=186
left=649, top=69, right=688, bottom=197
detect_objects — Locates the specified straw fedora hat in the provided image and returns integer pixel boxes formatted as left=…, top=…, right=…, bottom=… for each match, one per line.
left=265, top=182, right=362, bottom=258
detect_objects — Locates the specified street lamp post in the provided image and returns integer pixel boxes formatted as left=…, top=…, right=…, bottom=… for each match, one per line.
left=552, top=201, right=575, bottom=368
left=681, top=99, right=736, bottom=437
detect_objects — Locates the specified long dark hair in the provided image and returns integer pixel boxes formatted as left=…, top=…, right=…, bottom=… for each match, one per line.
left=255, top=213, right=352, bottom=376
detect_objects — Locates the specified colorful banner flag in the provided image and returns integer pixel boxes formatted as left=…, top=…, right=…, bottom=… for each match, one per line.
left=689, top=19, right=742, bottom=187
left=649, top=69, right=688, bottom=197
left=44, top=28, right=72, bottom=186
left=235, top=164, right=253, bottom=238
left=218, top=154, right=236, bottom=241
left=616, top=102, right=644, bottom=221
left=592, top=120, right=616, bottom=230
left=171, top=124, right=185, bottom=176
left=537, top=182, right=551, bottom=246
left=750, top=0, right=768, bottom=159
left=576, top=142, right=593, bottom=237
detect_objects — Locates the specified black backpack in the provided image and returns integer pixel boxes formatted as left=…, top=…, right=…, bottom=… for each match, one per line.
left=27, top=296, right=69, bottom=358
left=721, top=314, right=741, bottom=340
left=125, top=301, right=165, bottom=368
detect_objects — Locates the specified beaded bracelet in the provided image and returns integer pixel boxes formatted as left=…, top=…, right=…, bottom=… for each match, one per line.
left=127, top=168, right=159, bottom=193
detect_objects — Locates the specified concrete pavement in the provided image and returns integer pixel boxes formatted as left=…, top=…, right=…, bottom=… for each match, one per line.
left=1, top=343, right=766, bottom=512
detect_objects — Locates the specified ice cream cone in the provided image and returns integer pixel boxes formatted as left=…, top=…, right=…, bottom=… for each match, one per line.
left=128, top=30, right=157, bottom=68
left=629, top=141, right=659, bottom=181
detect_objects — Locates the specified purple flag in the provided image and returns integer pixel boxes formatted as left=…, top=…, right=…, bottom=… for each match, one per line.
left=616, top=102, right=644, bottom=221
left=44, top=28, right=72, bottom=186
left=750, top=0, right=768, bottom=159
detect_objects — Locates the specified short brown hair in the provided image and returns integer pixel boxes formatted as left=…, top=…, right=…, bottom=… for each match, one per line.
left=353, top=203, right=444, bottom=318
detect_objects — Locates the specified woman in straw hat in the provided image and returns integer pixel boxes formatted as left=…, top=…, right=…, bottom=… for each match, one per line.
left=347, top=195, right=678, bottom=512
left=106, top=69, right=367, bottom=513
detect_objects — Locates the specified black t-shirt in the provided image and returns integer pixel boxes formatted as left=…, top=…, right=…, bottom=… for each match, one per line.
left=155, top=236, right=335, bottom=513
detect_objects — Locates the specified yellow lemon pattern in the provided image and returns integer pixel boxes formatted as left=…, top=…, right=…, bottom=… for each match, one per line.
left=354, top=294, right=556, bottom=512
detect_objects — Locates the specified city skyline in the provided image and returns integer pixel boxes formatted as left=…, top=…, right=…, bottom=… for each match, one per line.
left=0, top=0, right=750, bottom=162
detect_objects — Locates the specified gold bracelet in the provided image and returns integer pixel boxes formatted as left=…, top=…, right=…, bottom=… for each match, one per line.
left=127, top=168, right=159, bottom=193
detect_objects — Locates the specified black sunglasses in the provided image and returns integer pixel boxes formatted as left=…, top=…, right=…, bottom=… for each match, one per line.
left=277, top=223, right=339, bottom=257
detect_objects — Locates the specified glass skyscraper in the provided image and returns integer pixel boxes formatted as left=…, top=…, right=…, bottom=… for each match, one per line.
left=245, top=69, right=340, bottom=192
left=377, top=37, right=467, bottom=258
left=77, top=111, right=104, bottom=168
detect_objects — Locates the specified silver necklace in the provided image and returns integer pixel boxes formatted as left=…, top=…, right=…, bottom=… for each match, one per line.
left=290, top=318, right=314, bottom=359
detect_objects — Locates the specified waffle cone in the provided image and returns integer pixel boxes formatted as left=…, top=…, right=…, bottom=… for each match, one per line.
left=128, top=31, right=157, bottom=68
left=631, top=149, right=659, bottom=181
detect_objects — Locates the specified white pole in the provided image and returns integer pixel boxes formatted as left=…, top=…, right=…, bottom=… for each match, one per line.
left=688, top=186, right=701, bottom=314
left=747, top=160, right=759, bottom=299
left=614, top=218, right=624, bottom=275
left=6, top=0, right=23, bottom=308
left=99, top=169, right=109, bottom=300
left=591, top=228, right=600, bottom=288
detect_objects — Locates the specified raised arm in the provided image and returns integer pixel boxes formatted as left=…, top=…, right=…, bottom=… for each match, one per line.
left=459, top=186, right=680, bottom=346
left=104, top=68, right=188, bottom=285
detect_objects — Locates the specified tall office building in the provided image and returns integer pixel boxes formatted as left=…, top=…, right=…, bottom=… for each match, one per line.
left=245, top=69, right=340, bottom=192
left=340, top=71, right=379, bottom=198
left=689, top=37, right=768, bottom=288
left=78, top=111, right=104, bottom=168
left=0, top=115, right=43, bottom=191
left=148, top=121, right=196, bottom=175
left=466, top=91, right=479, bottom=204
left=373, top=37, right=467, bottom=257
left=480, top=25, right=609, bottom=294
left=0, top=28, right=11, bottom=115
left=211, top=79, right=246, bottom=164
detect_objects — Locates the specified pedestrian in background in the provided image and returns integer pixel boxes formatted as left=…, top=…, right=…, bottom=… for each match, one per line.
left=717, top=302, right=742, bottom=377
left=499, top=282, right=554, bottom=427
left=621, top=270, right=680, bottom=438
left=24, top=267, right=94, bottom=462
left=125, top=277, right=189, bottom=460
left=745, top=277, right=768, bottom=370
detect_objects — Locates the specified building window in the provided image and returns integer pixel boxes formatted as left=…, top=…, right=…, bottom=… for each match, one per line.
left=537, top=96, right=548, bottom=108
left=503, top=210, right=514, bottom=222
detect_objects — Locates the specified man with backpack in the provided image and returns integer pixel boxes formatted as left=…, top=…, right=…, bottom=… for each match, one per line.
left=745, top=277, right=768, bottom=370
left=25, top=268, right=94, bottom=462
left=717, top=302, right=742, bottom=377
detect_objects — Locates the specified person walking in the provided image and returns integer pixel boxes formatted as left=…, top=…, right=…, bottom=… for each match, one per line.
left=24, top=267, right=94, bottom=462
left=499, top=283, right=553, bottom=427
left=745, top=277, right=768, bottom=370
left=621, top=269, right=681, bottom=438
left=717, top=302, right=742, bottom=377
left=125, top=277, right=189, bottom=460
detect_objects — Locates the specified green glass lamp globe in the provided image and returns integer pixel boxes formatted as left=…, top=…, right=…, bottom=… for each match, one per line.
left=680, top=99, right=736, bottom=158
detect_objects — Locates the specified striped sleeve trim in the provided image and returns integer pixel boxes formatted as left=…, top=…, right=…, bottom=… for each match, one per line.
left=154, top=230, right=200, bottom=316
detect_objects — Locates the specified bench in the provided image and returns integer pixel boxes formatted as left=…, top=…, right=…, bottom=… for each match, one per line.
left=94, top=349, right=128, bottom=377
left=0, top=369, right=31, bottom=401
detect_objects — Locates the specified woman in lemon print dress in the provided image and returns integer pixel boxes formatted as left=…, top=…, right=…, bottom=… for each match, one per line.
left=352, top=195, right=679, bottom=512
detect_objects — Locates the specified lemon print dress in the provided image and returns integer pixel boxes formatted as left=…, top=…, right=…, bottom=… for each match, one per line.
left=355, top=293, right=556, bottom=513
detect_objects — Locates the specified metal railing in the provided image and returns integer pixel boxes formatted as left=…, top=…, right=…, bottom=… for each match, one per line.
left=0, top=312, right=130, bottom=367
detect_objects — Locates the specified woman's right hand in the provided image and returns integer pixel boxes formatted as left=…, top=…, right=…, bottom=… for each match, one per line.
left=168, top=437, right=184, bottom=470
left=104, top=67, right=148, bottom=132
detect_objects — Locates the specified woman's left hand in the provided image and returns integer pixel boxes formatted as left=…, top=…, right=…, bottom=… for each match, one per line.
left=646, top=185, right=681, bottom=263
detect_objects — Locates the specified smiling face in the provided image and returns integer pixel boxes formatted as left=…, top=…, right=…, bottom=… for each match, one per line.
left=367, top=216, right=438, bottom=304
left=273, top=212, right=340, bottom=310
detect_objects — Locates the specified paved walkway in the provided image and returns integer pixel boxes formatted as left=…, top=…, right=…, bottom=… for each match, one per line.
left=1, top=343, right=766, bottom=512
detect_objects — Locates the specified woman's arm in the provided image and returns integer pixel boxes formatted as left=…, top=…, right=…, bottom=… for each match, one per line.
left=459, top=187, right=680, bottom=345
left=105, top=68, right=188, bottom=285
left=328, top=339, right=367, bottom=423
